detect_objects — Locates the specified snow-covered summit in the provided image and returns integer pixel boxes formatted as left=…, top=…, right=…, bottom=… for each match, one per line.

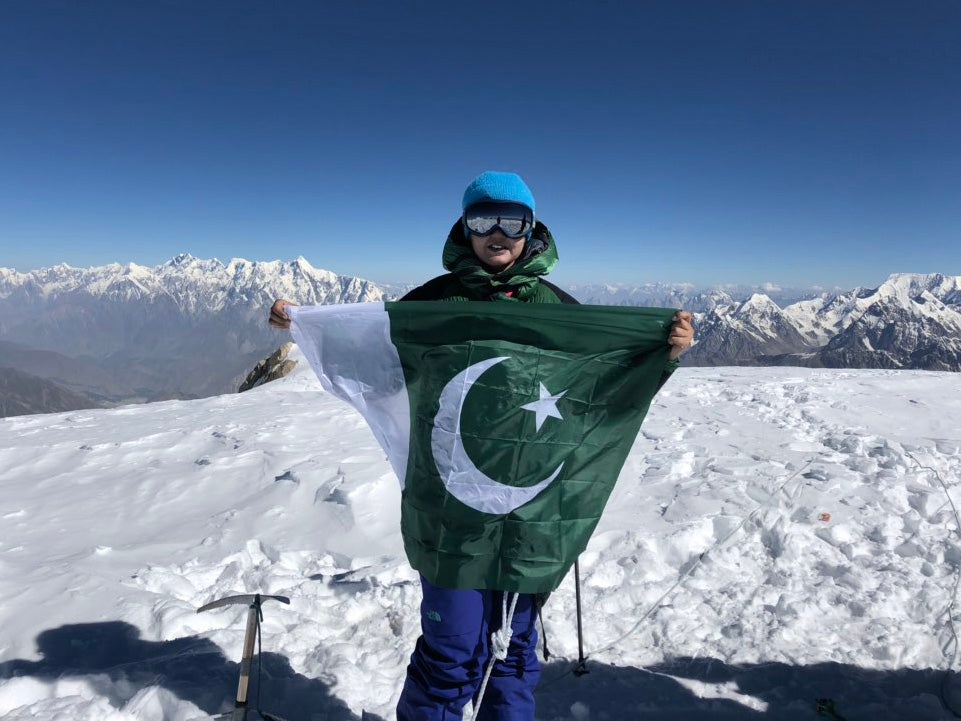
left=1, top=366, right=960, bottom=719
left=883, top=272, right=961, bottom=301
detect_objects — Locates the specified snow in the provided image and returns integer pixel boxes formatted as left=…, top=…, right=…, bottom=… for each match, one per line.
left=2, top=357, right=961, bottom=720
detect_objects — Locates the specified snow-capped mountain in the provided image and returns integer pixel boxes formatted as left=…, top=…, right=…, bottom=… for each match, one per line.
left=685, top=293, right=816, bottom=365
left=0, top=255, right=383, bottom=408
left=780, top=287, right=875, bottom=347
left=562, top=282, right=822, bottom=312
left=0, top=253, right=381, bottom=326
left=563, top=282, right=734, bottom=311
left=689, top=274, right=961, bottom=371
left=817, top=276, right=961, bottom=371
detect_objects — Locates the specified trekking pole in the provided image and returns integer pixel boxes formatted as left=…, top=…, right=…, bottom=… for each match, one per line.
left=573, top=560, right=589, bottom=676
left=198, top=593, right=290, bottom=721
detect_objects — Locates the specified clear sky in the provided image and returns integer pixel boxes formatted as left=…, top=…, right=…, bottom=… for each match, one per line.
left=1, top=0, right=958, bottom=289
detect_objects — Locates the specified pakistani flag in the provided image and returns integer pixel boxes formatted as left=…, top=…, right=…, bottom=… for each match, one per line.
left=288, top=301, right=675, bottom=594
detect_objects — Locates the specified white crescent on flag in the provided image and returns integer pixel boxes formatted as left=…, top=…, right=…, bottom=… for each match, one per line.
left=430, top=356, right=565, bottom=515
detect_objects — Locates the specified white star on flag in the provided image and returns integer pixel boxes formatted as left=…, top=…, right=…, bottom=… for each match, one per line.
left=521, top=382, right=568, bottom=432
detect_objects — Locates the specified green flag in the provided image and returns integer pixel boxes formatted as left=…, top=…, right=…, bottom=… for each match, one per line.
left=289, top=301, right=675, bottom=593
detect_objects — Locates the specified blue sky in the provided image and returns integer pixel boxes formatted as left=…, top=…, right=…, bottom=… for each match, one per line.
left=1, top=1, right=958, bottom=289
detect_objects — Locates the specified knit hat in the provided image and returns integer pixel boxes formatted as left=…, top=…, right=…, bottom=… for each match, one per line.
left=462, top=171, right=536, bottom=214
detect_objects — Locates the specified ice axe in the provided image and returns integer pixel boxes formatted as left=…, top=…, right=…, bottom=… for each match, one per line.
left=197, top=593, right=291, bottom=721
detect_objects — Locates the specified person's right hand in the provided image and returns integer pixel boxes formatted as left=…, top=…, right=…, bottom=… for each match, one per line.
left=269, top=299, right=297, bottom=330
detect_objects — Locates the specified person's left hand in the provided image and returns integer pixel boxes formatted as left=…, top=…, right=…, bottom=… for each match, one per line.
left=668, top=311, right=694, bottom=360
left=269, top=299, right=297, bottom=330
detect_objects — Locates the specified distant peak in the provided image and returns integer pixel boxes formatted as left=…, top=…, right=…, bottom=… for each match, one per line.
left=875, top=272, right=961, bottom=300
left=886, top=272, right=940, bottom=281
left=743, top=293, right=778, bottom=308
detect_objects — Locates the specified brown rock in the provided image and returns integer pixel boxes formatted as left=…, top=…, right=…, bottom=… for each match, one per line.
left=239, top=342, right=298, bottom=392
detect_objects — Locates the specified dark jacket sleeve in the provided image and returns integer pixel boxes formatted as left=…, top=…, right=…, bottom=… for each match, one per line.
left=538, top=279, right=580, bottom=305
left=399, top=275, right=452, bottom=301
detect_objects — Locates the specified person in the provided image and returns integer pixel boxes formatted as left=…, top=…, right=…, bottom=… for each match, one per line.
left=269, top=171, right=694, bottom=720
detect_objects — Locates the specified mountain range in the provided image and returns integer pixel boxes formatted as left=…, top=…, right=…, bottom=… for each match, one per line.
left=685, top=273, right=961, bottom=371
left=0, top=257, right=958, bottom=417
left=561, top=282, right=827, bottom=312
left=0, top=254, right=381, bottom=414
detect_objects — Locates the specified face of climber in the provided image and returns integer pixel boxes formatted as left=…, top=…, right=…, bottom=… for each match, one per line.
left=469, top=230, right=526, bottom=272
left=463, top=201, right=534, bottom=272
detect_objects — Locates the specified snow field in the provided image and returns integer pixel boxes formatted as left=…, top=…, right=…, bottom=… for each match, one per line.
left=1, top=359, right=960, bottom=719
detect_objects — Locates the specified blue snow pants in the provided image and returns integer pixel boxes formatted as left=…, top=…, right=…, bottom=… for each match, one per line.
left=395, top=575, right=541, bottom=721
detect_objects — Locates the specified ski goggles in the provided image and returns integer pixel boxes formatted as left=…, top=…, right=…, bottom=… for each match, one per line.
left=463, top=202, right=535, bottom=239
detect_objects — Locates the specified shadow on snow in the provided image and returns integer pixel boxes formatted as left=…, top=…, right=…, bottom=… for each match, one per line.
left=0, top=620, right=385, bottom=721
left=2, top=621, right=956, bottom=720
left=535, top=656, right=954, bottom=721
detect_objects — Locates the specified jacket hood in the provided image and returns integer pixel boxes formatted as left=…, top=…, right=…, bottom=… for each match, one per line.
left=441, top=218, right=559, bottom=301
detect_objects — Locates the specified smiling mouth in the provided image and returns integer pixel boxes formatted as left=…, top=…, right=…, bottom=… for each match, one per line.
left=487, top=244, right=507, bottom=252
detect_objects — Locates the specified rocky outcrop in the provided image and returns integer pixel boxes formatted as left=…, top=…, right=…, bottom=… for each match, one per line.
left=239, top=343, right=299, bottom=391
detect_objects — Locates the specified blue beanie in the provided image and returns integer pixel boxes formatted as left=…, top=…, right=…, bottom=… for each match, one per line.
left=462, top=171, right=536, bottom=214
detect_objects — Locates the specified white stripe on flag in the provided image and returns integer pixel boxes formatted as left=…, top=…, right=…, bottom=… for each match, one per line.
left=288, top=303, right=410, bottom=488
